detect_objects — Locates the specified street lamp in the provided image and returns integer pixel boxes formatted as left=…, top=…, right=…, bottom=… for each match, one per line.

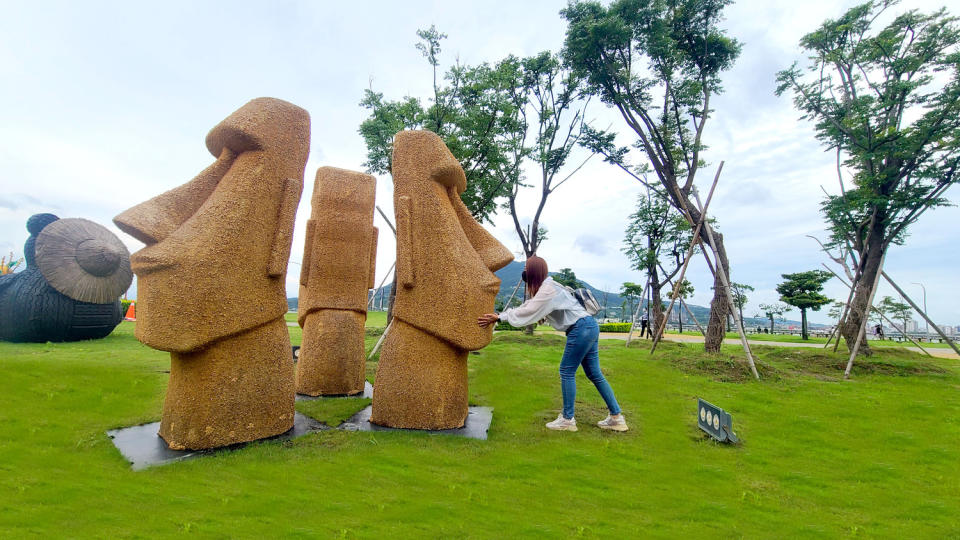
left=912, top=282, right=928, bottom=335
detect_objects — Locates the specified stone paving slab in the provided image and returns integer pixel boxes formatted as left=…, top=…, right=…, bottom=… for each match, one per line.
left=296, top=381, right=373, bottom=400
left=107, top=412, right=328, bottom=471
left=338, top=406, right=493, bottom=440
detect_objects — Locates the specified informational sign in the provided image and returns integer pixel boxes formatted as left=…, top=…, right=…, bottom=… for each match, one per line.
left=697, top=398, right=739, bottom=443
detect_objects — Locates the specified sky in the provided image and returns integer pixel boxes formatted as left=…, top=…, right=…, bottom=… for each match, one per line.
left=1, top=0, right=957, bottom=327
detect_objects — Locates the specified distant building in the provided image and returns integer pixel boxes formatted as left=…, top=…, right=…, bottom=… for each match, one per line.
left=905, top=320, right=919, bottom=333
left=940, top=324, right=955, bottom=336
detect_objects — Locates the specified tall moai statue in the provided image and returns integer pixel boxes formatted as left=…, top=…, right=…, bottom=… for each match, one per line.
left=370, top=130, right=513, bottom=430
left=114, top=97, right=309, bottom=450
left=296, top=167, right=378, bottom=396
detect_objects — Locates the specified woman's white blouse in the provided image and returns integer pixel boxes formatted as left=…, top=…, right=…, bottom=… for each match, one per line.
left=498, top=277, right=589, bottom=332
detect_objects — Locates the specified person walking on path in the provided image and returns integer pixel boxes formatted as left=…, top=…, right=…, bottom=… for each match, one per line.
left=478, top=256, right=627, bottom=432
left=640, top=313, right=650, bottom=339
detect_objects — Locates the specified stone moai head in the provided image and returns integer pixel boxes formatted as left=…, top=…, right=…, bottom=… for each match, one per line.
left=390, top=130, right=513, bottom=350
left=114, top=97, right=309, bottom=352
left=297, top=166, right=378, bottom=321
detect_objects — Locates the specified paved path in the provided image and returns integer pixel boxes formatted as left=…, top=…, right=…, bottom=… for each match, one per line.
left=553, top=331, right=960, bottom=360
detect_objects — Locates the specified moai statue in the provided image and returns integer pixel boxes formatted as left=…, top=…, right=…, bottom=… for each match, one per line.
left=370, top=130, right=513, bottom=430
left=296, top=167, right=378, bottom=396
left=114, top=97, right=309, bottom=450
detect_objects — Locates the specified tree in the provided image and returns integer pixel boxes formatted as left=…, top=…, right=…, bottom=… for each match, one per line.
left=505, top=52, right=594, bottom=258
left=620, top=281, right=646, bottom=329
left=758, top=302, right=790, bottom=334
left=776, top=270, right=833, bottom=340
left=671, top=278, right=694, bottom=333
left=730, top=282, right=754, bottom=330
left=879, top=295, right=913, bottom=337
left=563, top=0, right=743, bottom=353
left=359, top=27, right=524, bottom=223
left=553, top=268, right=583, bottom=289
left=622, top=190, right=693, bottom=340
left=776, top=1, right=960, bottom=354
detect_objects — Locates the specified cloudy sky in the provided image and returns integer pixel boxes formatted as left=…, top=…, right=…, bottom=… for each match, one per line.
left=1, top=0, right=957, bottom=327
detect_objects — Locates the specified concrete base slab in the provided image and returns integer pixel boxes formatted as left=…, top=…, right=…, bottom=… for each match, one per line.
left=296, top=380, right=373, bottom=401
left=338, top=406, right=492, bottom=440
left=107, top=412, right=328, bottom=471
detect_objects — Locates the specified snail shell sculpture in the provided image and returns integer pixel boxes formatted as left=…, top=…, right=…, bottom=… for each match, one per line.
left=0, top=213, right=132, bottom=342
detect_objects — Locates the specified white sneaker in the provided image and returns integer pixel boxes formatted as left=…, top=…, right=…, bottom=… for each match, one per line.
left=545, top=414, right=578, bottom=431
left=597, top=414, right=629, bottom=432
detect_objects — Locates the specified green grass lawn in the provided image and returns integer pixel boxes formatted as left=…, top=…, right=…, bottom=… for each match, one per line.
left=286, top=310, right=387, bottom=329
left=1, top=321, right=958, bottom=537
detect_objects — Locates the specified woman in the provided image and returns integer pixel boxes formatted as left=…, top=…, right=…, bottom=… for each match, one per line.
left=478, top=256, right=628, bottom=432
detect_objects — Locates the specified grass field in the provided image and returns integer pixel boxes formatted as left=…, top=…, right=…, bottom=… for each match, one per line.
left=1, top=321, right=958, bottom=537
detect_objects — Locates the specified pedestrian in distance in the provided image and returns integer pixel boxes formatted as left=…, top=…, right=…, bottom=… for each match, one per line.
left=478, top=256, right=627, bottom=432
left=640, top=313, right=650, bottom=339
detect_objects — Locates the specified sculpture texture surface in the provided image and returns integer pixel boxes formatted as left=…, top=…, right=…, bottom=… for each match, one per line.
left=114, top=97, right=309, bottom=450
left=370, top=130, right=513, bottom=429
left=296, top=166, right=378, bottom=396
left=0, top=213, right=129, bottom=342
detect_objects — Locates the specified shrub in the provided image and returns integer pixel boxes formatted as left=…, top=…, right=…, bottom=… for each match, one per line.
left=599, top=322, right=632, bottom=333
left=495, top=321, right=523, bottom=331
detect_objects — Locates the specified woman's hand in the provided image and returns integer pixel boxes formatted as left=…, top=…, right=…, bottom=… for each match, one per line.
left=477, top=313, right=499, bottom=328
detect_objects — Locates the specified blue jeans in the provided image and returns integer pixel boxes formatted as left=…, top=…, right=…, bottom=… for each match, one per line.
left=560, top=316, right=622, bottom=419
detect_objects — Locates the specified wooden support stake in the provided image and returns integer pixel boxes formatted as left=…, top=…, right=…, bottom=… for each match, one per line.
left=650, top=164, right=723, bottom=354
left=691, top=188, right=759, bottom=380
left=822, top=263, right=932, bottom=358
left=368, top=261, right=397, bottom=310
left=368, top=321, right=392, bottom=360
left=375, top=205, right=396, bottom=236
left=882, top=272, right=960, bottom=356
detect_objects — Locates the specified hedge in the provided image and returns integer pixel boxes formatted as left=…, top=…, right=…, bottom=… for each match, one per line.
left=598, top=322, right=632, bottom=333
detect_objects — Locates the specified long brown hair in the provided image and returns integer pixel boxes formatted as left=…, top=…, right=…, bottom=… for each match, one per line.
left=523, top=256, right=548, bottom=298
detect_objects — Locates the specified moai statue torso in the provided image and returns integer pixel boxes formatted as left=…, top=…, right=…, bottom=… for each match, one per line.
left=296, top=167, right=378, bottom=396
left=114, top=97, right=309, bottom=450
left=370, top=130, right=513, bottom=430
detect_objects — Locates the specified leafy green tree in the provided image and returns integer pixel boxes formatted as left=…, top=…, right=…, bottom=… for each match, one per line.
left=730, top=282, right=754, bottom=330
left=563, top=0, right=743, bottom=353
left=671, top=279, right=694, bottom=333
left=505, top=52, right=593, bottom=257
left=619, top=281, right=646, bottom=330
left=554, top=268, right=583, bottom=289
left=622, top=189, right=693, bottom=338
left=359, top=27, right=524, bottom=223
left=758, top=302, right=790, bottom=334
left=776, top=1, right=960, bottom=354
left=879, top=295, right=913, bottom=337
left=776, top=271, right=833, bottom=340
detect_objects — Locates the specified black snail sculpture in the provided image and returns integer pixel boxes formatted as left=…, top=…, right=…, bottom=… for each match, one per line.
left=0, top=213, right=133, bottom=342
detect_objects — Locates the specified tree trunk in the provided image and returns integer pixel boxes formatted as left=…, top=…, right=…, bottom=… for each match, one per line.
left=649, top=264, right=664, bottom=341
left=650, top=285, right=664, bottom=341
left=841, top=221, right=885, bottom=356
left=703, top=233, right=731, bottom=353
left=801, top=308, right=808, bottom=340
left=678, top=299, right=683, bottom=334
